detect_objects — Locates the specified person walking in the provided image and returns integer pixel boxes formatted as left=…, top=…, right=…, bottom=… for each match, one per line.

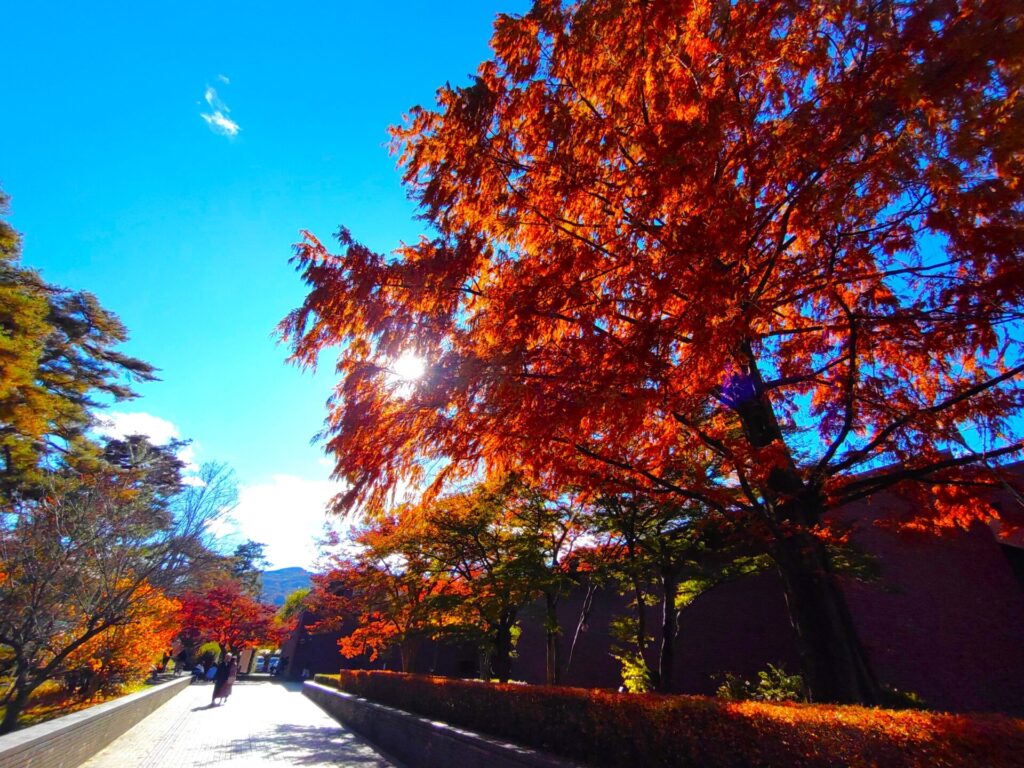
left=211, top=653, right=238, bottom=706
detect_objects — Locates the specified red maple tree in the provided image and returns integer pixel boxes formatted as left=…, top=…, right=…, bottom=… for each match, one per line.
left=282, top=0, right=1024, bottom=703
left=178, top=581, right=288, bottom=655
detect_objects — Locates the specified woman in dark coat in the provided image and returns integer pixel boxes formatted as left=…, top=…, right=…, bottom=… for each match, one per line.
left=211, top=653, right=238, bottom=705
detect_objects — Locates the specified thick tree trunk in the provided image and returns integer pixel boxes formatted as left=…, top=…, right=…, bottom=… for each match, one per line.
left=657, top=571, right=678, bottom=693
left=491, top=610, right=516, bottom=683
left=773, top=525, right=880, bottom=704
left=0, top=680, right=31, bottom=735
left=731, top=349, right=881, bottom=704
left=544, top=591, right=561, bottom=685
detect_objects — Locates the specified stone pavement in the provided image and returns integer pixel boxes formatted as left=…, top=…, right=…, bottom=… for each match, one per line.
left=79, top=679, right=402, bottom=767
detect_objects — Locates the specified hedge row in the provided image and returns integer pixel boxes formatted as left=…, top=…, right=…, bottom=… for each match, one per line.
left=313, top=671, right=1024, bottom=768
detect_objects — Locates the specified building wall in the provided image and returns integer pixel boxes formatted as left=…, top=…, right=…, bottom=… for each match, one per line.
left=837, top=492, right=1024, bottom=713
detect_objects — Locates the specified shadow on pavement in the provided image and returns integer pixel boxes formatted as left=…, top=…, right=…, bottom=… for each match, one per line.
left=223, top=723, right=394, bottom=766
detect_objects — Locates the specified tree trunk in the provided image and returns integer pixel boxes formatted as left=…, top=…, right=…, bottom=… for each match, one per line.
left=773, top=525, right=880, bottom=704
left=491, top=610, right=516, bottom=683
left=731, top=351, right=881, bottom=704
left=657, top=570, right=678, bottom=693
left=0, top=679, right=32, bottom=735
left=632, top=578, right=646, bottom=659
left=81, top=670, right=101, bottom=700
left=544, top=591, right=561, bottom=685
left=399, top=638, right=419, bottom=673
left=566, top=582, right=597, bottom=674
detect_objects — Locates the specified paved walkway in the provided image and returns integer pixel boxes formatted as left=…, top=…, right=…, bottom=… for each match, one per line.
left=80, top=679, right=401, bottom=767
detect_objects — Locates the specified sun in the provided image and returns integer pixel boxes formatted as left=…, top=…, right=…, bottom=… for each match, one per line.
left=390, top=351, right=426, bottom=382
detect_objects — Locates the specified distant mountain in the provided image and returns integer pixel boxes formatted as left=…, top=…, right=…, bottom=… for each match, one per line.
left=261, top=567, right=313, bottom=606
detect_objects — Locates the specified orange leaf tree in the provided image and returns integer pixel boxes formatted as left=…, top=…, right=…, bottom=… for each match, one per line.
left=310, top=516, right=467, bottom=673
left=282, top=0, right=1024, bottom=703
left=0, top=438, right=209, bottom=733
left=65, top=581, right=180, bottom=697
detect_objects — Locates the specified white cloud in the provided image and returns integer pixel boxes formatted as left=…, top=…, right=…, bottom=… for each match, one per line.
left=218, top=474, right=348, bottom=570
left=200, top=85, right=240, bottom=138
left=216, top=74, right=230, bottom=84
left=175, top=444, right=202, bottom=481
left=201, top=111, right=240, bottom=137
left=95, top=411, right=180, bottom=445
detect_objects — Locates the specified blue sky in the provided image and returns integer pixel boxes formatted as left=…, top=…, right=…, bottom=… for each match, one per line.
left=2, top=0, right=529, bottom=568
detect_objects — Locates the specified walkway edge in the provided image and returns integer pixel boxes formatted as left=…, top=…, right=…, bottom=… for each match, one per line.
left=303, top=680, right=587, bottom=768
left=0, top=676, right=191, bottom=768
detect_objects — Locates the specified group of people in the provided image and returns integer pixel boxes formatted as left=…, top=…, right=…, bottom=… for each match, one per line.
left=191, top=654, right=238, bottom=706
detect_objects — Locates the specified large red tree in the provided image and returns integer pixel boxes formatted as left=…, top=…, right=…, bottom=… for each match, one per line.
left=282, top=0, right=1024, bottom=703
left=178, top=581, right=287, bottom=655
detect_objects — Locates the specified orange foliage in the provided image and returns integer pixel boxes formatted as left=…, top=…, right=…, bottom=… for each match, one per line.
left=283, top=0, right=1024, bottom=522
left=310, top=516, right=468, bottom=672
left=65, top=581, right=179, bottom=695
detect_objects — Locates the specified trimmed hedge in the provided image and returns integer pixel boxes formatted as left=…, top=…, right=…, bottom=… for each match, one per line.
left=316, top=670, right=1024, bottom=768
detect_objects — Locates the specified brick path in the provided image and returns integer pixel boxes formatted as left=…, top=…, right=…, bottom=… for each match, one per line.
left=80, top=679, right=401, bottom=767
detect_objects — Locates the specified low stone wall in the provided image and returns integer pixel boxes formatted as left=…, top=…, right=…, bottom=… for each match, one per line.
left=0, top=676, right=190, bottom=768
left=303, top=680, right=585, bottom=768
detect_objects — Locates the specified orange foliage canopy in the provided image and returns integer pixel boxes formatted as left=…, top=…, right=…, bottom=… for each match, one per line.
left=284, top=0, right=1023, bottom=522
left=65, top=581, right=179, bottom=695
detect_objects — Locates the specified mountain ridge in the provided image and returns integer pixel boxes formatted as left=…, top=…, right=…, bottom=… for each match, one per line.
left=261, top=566, right=312, bottom=606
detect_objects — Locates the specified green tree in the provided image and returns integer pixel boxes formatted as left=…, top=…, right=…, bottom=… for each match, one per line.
left=231, top=540, right=270, bottom=598
left=276, top=587, right=311, bottom=623
left=499, top=479, right=584, bottom=685
left=0, top=190, right=155, bottom=501
left=414, top=475, right=571, bottom=683
left=590, top=490, right=767, bottom=693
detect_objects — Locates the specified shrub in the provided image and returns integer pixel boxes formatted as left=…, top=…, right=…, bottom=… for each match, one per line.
left=327, top=670, right=1024, bottom=768
left=754, top=664, right=804, bottom=702
left=613, top=651, right=653, bottom=693
left=717, top=664, right=805, bottom=703
left=715, top=671, right=754, bottom=701
left=882, top=686, right=929, bottom=711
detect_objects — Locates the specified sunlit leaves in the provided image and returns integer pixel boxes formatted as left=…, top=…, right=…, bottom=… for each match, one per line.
left=286, top=1, right=1023, bottom=530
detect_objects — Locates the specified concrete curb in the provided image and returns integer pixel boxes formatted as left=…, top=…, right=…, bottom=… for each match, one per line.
left=303, top=680, right=587, bottom=768
left=0, top=676, right=191, bottom=768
